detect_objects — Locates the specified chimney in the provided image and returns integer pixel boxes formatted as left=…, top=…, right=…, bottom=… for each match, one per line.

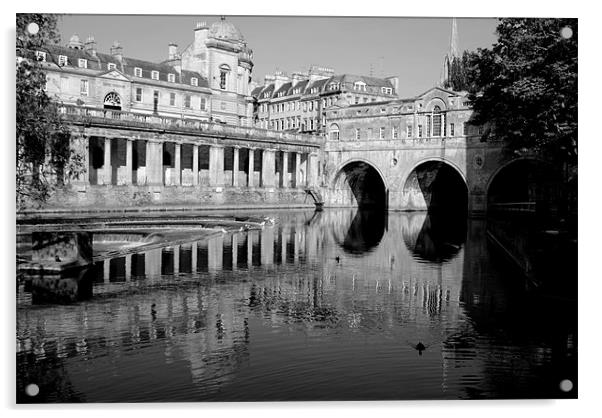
left=168, top=43, right=178, bottom=60
left=110, top=41, right=123, bottom=62
left=84, top=35, right=97, bottom=57
left=194, top=21, right=209, bottom=45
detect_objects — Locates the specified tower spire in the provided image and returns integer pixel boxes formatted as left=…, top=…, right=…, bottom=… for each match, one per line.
left=449, top=17, right=459, bottom=59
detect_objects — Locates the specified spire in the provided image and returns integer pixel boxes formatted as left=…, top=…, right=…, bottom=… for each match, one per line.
left=449, top=17, right=459, bottom=59
left=440, top=18, right=459, bottom=87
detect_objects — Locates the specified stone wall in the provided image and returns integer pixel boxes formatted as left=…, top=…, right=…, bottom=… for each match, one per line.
left=46, top=185, right=315, bottom=209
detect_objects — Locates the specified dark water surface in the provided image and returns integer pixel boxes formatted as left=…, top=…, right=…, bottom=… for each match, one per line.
left=16, top=209, right=577, bottom=402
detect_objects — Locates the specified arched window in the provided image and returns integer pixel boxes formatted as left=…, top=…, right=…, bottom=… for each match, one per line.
left=432, top=105, right=442, bottom=137
left=219, top=64, right=230, bottom=90
left=329, top=124, right=340, bottom=140
left=103, top=91, right=121, bottom=110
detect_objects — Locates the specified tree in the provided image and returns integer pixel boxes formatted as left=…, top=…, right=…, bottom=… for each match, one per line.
left=466, top=18, right=577, bottom=170
left=16, top=14, right=83, bottom=209
left=444, top=50, right=479, bottom=93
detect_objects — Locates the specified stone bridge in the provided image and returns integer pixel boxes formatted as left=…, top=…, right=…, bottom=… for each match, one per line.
left=321, top=135, right=519, bottom=217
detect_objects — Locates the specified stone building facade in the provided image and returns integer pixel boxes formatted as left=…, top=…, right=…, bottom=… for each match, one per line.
left=36, top=17, right=254, bottom=126
left=251, top=66, right=399, bottom=135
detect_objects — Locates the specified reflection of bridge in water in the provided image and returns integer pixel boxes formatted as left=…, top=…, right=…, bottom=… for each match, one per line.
left=22, top=209, right=553, bottom=401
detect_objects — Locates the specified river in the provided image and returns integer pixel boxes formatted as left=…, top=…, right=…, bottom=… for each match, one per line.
left=16, top=209, right=577, bottom=402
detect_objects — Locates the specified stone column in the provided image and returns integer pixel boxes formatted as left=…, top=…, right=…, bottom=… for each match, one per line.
left=103, top=259, right=110, bottom=284
left=247, top=231, right=253, bottom=267
left=174, top=143, right=181, bottom=186
left=125, top=139, right=133, bottom=185
left=307, top=153, right=318, bottom=187
left=261, top=149, right=276, bottom=188
left=103, top=138, right=112, bottom=185
left=173, top=245, right=180, bottom=275
left=294, top=228, right=300, bottom=264
left=282, top=152, right=289, bottom=188
left=191, top=242, right=198, bottom=272
left=248, top=148, right=255, bottom=188
left=209, top=145, right=224, bottom=188
left=125, top=254, right=132, bottom=282
left=192, top=144, right=199, bottom=186
left=295, top=152, right=301, bottom=188
left=231, top=234, right=238, bottom=271
left=146, top=141, right=163, bottom=186
left=232, top=147, right=240, bottom=187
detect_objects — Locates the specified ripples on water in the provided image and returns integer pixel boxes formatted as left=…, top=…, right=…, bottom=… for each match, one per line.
left=16, top=209, right=577, bottom=402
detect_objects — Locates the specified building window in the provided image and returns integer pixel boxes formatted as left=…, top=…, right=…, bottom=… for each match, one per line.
left=354, top=81, right=366, bottom=91
left=363, top=97, right=368, bottom=103
left=463, top=123, right=468, bottom=136
left=58, top=55, right=68, bottom=66
left=418, top=125, right=423, bottom=137
left=355, top=128, right=361, bottom=140
left=80, top=79, right=89, bottom=96
left=407, top=124, right=413, bottom=138
left=368, top=128, right=373, bottom=139
left=392, top=126, right=398, bottom=139
left=309, top=101, right=314, bottom=111
left=35, top=51, right=46, bottom=62
left=432, top=106, right=442, bottom=136
left=200, top=97, right=207, bottom=111
left=168, top=73, right=176, bottom=83
left=303, top=102, right=307, bottom=112
left=134, top=67, right=142, bottom=77
left=108, top=63, right=116, bottom=70
left=450, top=123, right=455, bottom=136
left=379, top=127, right=385, bottom=139
left=478, top=125, right=484, bottom=135
left=191, top=77, right=198, bottom=86
left=381, top=87, right=392, bottom=94
left=354, top=97, right=359, bottom=105
left=135, top=87, right=143, bottom=102
left=78, top=58, right=87, bottom=68
left=184, top=95, right=191, bottom=108
left=426, top=115, right=432, bottom=137
left=151, top=70, right=159, bottom=80
left=170, top=92, right=176, bottom=106
left=220, top=101, right=226, bottom=110
left=219, top=64, right=230, bottom=90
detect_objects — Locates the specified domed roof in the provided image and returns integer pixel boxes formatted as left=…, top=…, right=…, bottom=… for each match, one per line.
left=208, top=16, right=244, bottom=43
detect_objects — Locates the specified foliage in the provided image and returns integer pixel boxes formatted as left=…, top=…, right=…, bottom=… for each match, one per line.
left=16, top=14, right=83, bottom=209
left=465, top=18, right=577, bottom=170
left=444, top=50, right=479, bottom=93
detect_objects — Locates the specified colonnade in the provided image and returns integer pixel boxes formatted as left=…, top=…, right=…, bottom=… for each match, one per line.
left=81, top=136, right=319, bottom=189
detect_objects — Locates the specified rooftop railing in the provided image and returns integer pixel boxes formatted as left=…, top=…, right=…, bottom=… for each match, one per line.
left=59, top=104, right=324, bottom=147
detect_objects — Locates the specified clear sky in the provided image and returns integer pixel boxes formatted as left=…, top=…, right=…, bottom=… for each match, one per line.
left=57, top=14, right=498, bottom=98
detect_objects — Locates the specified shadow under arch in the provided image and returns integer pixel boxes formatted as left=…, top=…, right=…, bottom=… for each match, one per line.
left=331, top=159, right=388, bottom=209
left=486, top=157, right=562, bottom=217
left=402, top=158, right=468, bottom=214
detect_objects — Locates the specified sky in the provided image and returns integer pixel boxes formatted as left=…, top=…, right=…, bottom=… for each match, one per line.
left=58, top=15, right=498, bottom=99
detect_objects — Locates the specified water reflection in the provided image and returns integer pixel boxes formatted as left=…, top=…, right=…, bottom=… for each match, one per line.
left=402, top=213, right=467, bottom=262
left=17, top=209, right=576, bottom=402
left=332, top=210, right=387, bottom=255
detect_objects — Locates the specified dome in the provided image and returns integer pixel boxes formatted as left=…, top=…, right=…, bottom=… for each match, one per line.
left=208, top=17, right=244, bottom=43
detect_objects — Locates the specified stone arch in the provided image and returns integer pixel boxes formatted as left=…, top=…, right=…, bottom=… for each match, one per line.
left=485, top=157, right=560, bottom=215
left=400, top=157, right=469, bottom=213
left=331, top=158, right=388, bottom=209
left=103, top=91, right=122, bottom=110
left=425, top=97, right=447, bottom=112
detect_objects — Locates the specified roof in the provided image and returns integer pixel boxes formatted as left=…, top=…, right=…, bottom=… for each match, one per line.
left=208, top=17, right=245, bottom=43
left=41, top=44, right=208, bottom=88
left=330, top=74, right=394, bottom=89
left=274, top=81, right=292, bottom=96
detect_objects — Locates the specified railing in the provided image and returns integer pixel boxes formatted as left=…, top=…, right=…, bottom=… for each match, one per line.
left=489, top=202, right=536, bottom=214
left=59, top=104, right=325, bottom=147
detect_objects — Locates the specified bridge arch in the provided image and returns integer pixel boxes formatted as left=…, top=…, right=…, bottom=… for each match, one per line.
left=400, top=157, right=468, bottom=213
left=486, top=157, right=560, bottom=214
left=331, top=158, right=388, bottom=209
